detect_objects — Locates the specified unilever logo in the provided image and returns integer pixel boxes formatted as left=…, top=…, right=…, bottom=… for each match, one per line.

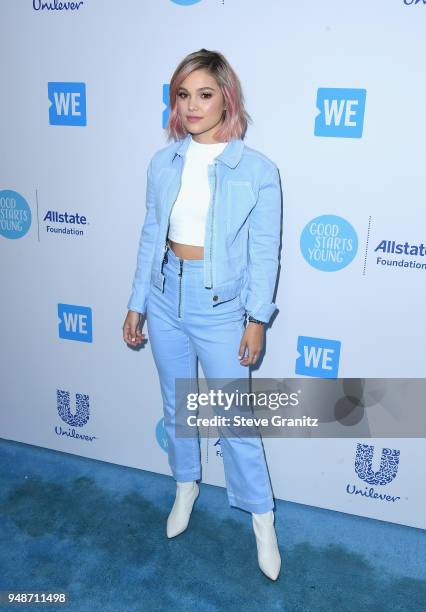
left=156, top=418, right=168, bottom=452
left=346, top=443, right=401, bottom=503
left=0, top=190, right=32, bottom=239
left=33, top=1, right=84, bottom=12
left=57, top=390, right=89, bottom=426
left=55, top=389, right=97, bottom=442
left=300, top=214, right=358, bottom=271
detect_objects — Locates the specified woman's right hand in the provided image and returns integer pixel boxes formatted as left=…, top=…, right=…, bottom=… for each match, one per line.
left=123, top=310, right=147, bottom=347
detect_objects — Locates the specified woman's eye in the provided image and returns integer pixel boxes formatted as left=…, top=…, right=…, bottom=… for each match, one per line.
left=178, top=92, right=212, bottom=99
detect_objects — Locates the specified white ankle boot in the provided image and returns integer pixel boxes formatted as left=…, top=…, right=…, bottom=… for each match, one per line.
left=166, top=480, right=199, bottom=538
left=252, top=510, right=281, bottom=580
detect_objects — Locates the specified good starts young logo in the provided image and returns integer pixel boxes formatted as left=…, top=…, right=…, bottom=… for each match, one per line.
left=0, top=190, right=32, bottom=239
left=300, top=214, right=358, bottom=271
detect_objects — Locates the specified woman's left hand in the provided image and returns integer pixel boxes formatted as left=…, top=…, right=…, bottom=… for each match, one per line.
left=238, top=323, right=264, bottom=365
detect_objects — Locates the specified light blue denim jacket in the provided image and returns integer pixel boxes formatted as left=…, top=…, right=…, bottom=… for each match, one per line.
left=127, top=133, right=282, bottom=323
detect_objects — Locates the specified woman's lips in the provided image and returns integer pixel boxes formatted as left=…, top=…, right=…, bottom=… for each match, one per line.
left=187, top=116, right=202, bottom=123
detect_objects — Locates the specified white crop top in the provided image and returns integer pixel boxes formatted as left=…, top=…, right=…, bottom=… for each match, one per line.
left=167, top=135, right=227, bottom=247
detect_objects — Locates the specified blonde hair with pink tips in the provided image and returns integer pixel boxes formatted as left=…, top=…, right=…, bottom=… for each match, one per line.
left=165, top=48, right=252, bottom=142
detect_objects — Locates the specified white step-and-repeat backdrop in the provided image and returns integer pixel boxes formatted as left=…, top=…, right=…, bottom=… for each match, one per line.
left=1, top=0, right=425, bottom=530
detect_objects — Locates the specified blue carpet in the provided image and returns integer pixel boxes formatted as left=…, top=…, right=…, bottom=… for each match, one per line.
left=0, top=438, right=424, bottom=611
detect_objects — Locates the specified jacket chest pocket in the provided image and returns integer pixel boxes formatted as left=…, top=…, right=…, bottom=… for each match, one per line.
left=226, top=181, right=257, bottom=233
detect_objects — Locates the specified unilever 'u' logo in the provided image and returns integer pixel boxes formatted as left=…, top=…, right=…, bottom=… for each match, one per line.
left=300, top=214, right=358, bottom=271
left=355, top=443, right=400, bottom=486
left=57, top=389, right=90, bottom=427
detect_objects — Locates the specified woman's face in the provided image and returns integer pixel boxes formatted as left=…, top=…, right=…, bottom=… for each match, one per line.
left=176, top=68, right=226, bottom=143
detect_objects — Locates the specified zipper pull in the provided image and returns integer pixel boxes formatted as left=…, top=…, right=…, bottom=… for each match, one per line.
left=179, top=259, right=183, bottom=276
left=162, top=244, right=168, bottom=264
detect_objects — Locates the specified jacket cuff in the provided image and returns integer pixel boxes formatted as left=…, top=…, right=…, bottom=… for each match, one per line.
left=244, top=299, right=277, bottom=324
left=127, top=295, right=146, bottom=315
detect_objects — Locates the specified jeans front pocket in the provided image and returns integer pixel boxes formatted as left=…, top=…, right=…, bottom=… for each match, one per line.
left=196, top=287, right=246, bottom=324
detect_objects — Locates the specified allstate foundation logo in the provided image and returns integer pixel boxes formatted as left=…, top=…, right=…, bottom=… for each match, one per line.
left=156, top=418, right=168, bottom=452
left=205, top=438, right=223, bottom=462
left=214, top=438, right=223, bottom=458
left=55, top=389, right=97, bottom=442
left=374, top=239, right=426, bottom=271
left=171, top=0, right=202, bottom=5
left=300, top=214, right=358, bottom=271
left=43, top=209, right=88, bottom=236
left=0, top=190, right=32, bottom=239
left=346, top=443, right=401, bottom=503
left=314, top=88, right=366, bottom=138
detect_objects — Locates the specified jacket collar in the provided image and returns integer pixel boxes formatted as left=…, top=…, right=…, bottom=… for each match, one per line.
left=172, top=132, right=244, bottom=169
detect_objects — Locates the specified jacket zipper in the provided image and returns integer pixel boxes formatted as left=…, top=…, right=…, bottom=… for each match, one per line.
left=162, top=162, right=184, bottom=267
left=178, top=258, right=183, bottom=317
left=209, top=161, right=218, bottom=288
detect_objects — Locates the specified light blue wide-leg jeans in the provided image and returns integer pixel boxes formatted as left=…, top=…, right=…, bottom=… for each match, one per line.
left=146, top=243, right=275, bottom=514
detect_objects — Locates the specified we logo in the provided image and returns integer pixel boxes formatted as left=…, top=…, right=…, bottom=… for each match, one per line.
left=162, top=83, right=170, bottom=129
left=58, top=303, right=92, bottom=342
left=48, top=82, right=87, bottom=126
left=314, top=88, right=366, bottom=138
left=295, top=335, right=341, bottom=378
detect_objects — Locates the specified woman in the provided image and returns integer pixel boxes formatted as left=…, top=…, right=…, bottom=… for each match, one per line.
left=122, top=49, right=282, bottom=580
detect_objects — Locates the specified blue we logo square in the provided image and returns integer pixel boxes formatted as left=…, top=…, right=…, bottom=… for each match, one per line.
left=162, top=83, right=170, bottom=129
left=48, top=82, right=86, bottom=126
left=58, top=303, right=92, bottom=342
left=314, top=88, right=366, bottom=138
left=296, top=335, right=341, bottom=378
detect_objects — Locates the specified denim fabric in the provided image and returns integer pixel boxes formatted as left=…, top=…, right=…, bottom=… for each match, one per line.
left=146, top=244, right=275, bottom=514
left=127, top=133, right=282, bottom=324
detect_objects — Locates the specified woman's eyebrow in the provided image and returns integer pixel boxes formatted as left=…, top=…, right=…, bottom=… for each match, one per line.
left=178, top=86, right=216, bottom=92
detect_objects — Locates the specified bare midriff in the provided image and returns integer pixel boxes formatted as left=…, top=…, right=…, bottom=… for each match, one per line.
left=168, top=239, right=204, bottom=260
